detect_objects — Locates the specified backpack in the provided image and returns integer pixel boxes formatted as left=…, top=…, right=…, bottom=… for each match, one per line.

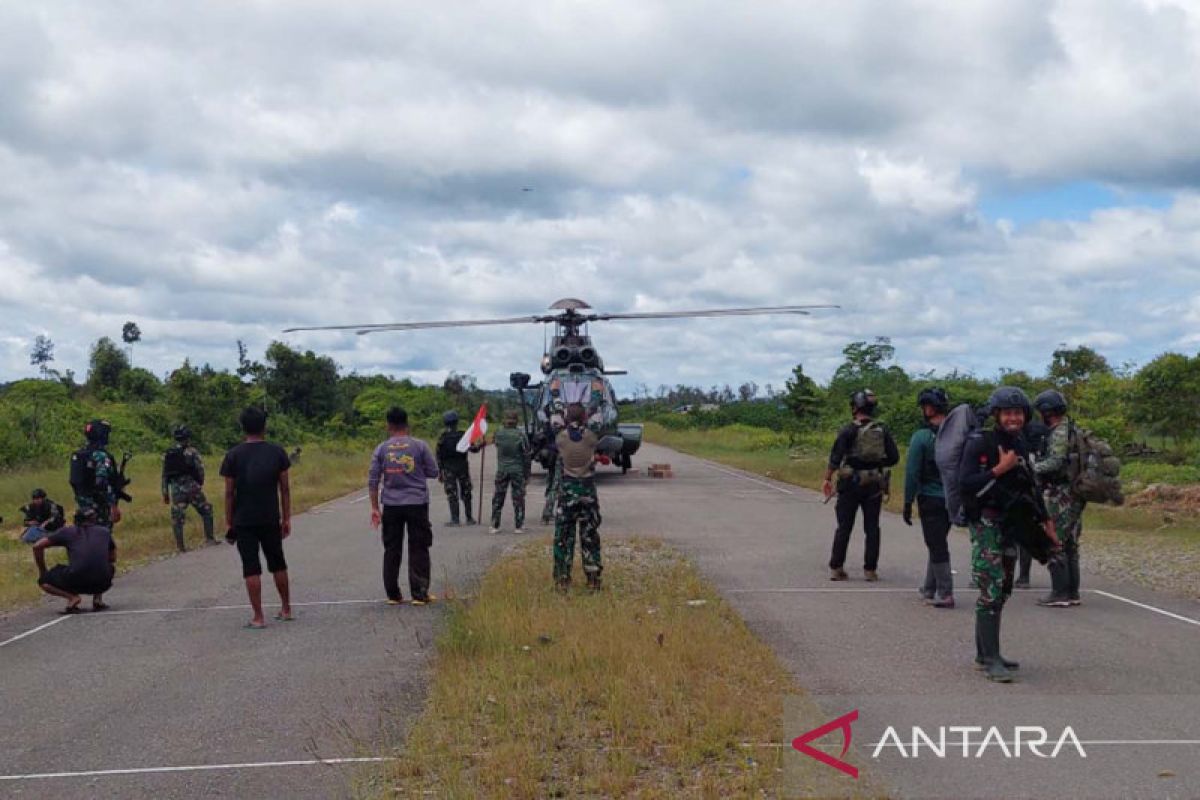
left=69, top=447, right=98, bottom=496
left=849, top=421, right=887, bottom=464
left=934, top=403, right=979, bottom=526
left=1067, top=424, right=1123, bottom=505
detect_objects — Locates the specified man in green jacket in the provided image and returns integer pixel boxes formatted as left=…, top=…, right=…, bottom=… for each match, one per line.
left=490, top=409, right=530, bottom=534
left=903, top=387, right=954, bottom=608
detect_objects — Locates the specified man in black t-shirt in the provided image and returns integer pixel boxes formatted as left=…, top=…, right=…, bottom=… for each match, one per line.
left=220, top=407, right=292, bottom=629
left=31, top=508, right=116, bottom=613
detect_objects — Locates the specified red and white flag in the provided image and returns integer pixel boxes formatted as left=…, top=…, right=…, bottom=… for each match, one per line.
left=457, top=404, right=488, bottom=452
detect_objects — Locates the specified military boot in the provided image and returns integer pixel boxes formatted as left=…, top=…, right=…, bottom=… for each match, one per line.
left=1036, top=560, right=1072, bottom=608
left=918, top=561, right=935, bottom=602
left=1067, top=549, right=1082, bottom=605
left=974, top=609, right=1019, bottom=671
left=586, top=572, right=602, bottom=591
left=173, top=526, right=187, bottom=553
left=930, top=562, right=955, bottom=608
left=977, top=612, right=1014, bottom=683
left=446, top=498, right=461, bottom=527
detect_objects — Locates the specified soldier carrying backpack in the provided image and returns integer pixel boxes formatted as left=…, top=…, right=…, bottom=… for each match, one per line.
left=822, top=389, right=900, bottom=582
left=1030, top=390, right=1122, bottom=608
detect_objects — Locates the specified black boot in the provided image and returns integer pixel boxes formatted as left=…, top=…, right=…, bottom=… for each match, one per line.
left=1036, top=559, right=1072, bottom=607
left=977, top=611, right=1014, bottom=683
left=931, top=562, right=955, bottom=608
left=1067, top=548, right=1081, bottom=604
left=974, top=610, right=1019, bottom=671
left=919, top=560, right=935, bottom=601
left=463, top=493, right=477, bottom=526
left=446, top=498, right=461, bottom=527
left=1014, top=546, right=1031, bottom=588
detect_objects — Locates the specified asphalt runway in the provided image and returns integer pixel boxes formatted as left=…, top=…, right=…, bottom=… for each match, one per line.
left=2, top=442, right=1198, bottom=799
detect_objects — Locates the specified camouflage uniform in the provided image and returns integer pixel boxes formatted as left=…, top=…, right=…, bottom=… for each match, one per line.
left=969, top=516, right=1010, bottom=619
left=436, top=428, right=475, bottom=524
left=490, top=426, right=529, bottom=529
left=554, top=478, right=602, bottom=582
left=541, top=453, right=561, bottom=524
left=76, top=449, right=117, bottom=529
left=162, top=444, right=215, bottom=551
left=1034, top=419, right=1085, bottom=601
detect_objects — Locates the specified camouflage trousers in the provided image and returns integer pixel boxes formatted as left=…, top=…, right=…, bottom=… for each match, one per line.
left=541, top=458, right=562, bottom=523
left=491, top=468, right=526, bottom=529
left=442, top=464, right=474, bottom=522
left=969, top=516, right=1012, bottom=619
left=76, top=493, right=113, bottom=529
left=169, top=478, right=214, bottom=549
left=554, top=478, right=602, bottom=582
left=1044, top=484, right=1083, bottom=549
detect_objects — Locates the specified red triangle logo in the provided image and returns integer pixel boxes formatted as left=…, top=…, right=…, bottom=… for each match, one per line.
left=791, top=709, right=859, bottom=779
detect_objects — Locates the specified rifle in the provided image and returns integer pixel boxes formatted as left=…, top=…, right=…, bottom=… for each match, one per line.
left=112, top=451, right=134, bottom=504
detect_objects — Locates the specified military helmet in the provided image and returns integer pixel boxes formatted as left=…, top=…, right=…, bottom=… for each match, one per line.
left=1033, top=389, right=1068, bottom=417
left=173, top=424, right=192, bottom=442
left=987, top=386, right=1032, bottom=420
left=31, top=488, right=47, bottom=499
left=850, top=389, right=878, bottom=415
left=443, top=410, right=459, bottom=426
left=84, top=419, right=111, bottom=445
left=916, top=387, right=950, bottom=413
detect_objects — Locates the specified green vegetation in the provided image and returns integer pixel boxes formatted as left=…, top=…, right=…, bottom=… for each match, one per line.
left=361, top=538, right=885, bottom=799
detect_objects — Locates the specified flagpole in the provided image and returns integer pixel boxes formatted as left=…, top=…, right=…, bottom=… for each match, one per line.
left=477, top=438, right=486, bottom=524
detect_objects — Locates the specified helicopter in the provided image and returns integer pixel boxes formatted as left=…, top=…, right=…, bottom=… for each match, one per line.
left=284, top=298, right=835, bottom=473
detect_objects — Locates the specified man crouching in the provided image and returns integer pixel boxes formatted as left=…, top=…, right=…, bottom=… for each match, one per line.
left=31, top=508, right=116, bottom=614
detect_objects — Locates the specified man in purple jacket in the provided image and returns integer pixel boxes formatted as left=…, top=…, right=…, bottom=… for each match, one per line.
left=369, top=406, right=440, bottom=605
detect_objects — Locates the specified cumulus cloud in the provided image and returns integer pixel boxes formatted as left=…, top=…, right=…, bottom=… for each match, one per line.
left=0, top=0, right=1198, bottom=394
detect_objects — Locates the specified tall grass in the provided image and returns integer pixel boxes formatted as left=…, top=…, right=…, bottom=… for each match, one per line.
left=361, top=538, right=884, bottom=799
left=0, top=441, right=371, bottom=608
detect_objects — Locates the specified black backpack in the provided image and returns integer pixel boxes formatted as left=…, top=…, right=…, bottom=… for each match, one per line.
left=163, top=446, right=194, bottom=480
left=69, top=447, right=98, bottom=495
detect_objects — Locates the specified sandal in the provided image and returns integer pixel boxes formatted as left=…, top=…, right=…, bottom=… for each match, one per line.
left=92, top=602, right=109, bottom=612
left=273, top=612, right=294, bottom=621
left=243, top=621, right=267, bottom=629
left=60, top=604, right=84, bottom=615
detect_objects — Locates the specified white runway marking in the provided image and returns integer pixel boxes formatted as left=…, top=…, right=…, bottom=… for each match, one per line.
left=1090, top=589, right=1200, bottom=628
left=349, top=494, right=370, bottom=504
left=0, top=615, right=72, bottom=649
left=0, top=757, right=396, bottom=782
left=95, top=598, right=385, bottom=616
left=726, top=588, right=917, bottom=593
left=702, top=463, right=796, bottom=495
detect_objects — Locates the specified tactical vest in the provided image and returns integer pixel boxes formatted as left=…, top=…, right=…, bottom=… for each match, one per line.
left=163, top=446, right=198, bottom=481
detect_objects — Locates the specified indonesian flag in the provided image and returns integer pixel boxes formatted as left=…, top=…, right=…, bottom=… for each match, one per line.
left=457, top=404, right=488, bottom=452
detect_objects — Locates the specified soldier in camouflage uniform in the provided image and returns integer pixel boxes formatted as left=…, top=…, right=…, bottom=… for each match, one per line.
left=1032, top=390, right=1083, bottom=607
left=436, top=411, right=477, bottom=526
left=553, top=404, right=603, bottom=590
left=162, top=425, right=216, bottom=552
left=959, top=387, right=1062, bottom=683
left=70, top=420, right=122, bottom=530
left=489, top=409, right=530, bottom=533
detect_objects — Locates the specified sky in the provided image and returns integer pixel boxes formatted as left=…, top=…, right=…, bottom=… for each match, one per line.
left=2, top=0, right=1200, bottom=396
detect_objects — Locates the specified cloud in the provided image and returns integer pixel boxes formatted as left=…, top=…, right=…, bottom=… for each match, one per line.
left=1, top=1, right=1199, bottom=394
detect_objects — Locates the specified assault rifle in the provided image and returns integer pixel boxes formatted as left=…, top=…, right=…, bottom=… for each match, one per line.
left=113, top=451, right=133, bottom=504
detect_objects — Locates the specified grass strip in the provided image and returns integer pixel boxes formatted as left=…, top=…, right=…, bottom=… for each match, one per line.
left=361, top=537, right=885, bottom=799
left=0, top=442, right=369, bottom=609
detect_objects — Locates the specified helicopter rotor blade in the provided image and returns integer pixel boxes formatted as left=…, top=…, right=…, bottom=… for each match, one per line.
left=587, top=304, right=838, bottom=322
left=282, top=315, right=550, bottom=334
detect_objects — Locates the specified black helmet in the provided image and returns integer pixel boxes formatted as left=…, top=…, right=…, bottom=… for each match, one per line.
left=84, top=419, right=111, bottom=446
left=1033, top=389, right=1068, bottom=417
left=31, top=488, right=47, bottom=499
left=987, top=386, right=1032, bottom=420
left=916, top=387, right=950, bottom=413
left=850, top=389, right=878, bottom=415
left=173, top=425, right=191, bottom=442
left=443, top=410, right=459, bottom=426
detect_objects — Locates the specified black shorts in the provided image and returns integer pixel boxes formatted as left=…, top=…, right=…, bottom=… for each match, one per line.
left=39, top=564, right=113, bottom=595
left=234, top=523, right=288, bottom=578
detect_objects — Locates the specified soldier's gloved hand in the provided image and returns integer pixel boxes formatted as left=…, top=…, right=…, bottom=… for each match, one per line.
left=902, top=503, right=913, bottom=526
